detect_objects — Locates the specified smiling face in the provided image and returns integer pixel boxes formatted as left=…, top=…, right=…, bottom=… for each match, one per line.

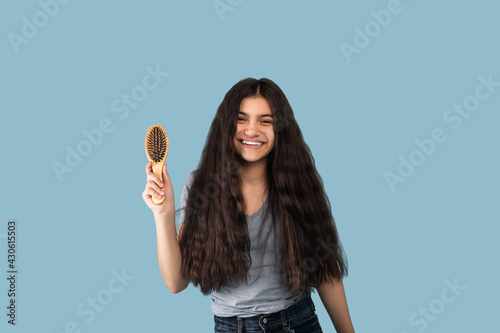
left=233, top=96, right=275, bottom=165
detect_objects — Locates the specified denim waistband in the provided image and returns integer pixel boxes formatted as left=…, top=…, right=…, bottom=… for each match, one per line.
left=214, top=294, right=315, bottom=331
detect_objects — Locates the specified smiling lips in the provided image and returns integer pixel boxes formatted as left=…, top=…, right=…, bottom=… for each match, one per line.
left=241, top=139, right=263, bottom=146
left=239, top=139, right=265, bottom=149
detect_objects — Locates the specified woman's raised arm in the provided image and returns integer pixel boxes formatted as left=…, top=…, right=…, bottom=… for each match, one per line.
left=143, top=162, right=189, bottom=293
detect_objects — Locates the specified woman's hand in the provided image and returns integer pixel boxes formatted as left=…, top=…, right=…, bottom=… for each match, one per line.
left=142, top=161, right=175, bottom=216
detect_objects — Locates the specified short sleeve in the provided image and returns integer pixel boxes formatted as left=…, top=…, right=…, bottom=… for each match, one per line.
left=178, top=171, right=196, bottom=225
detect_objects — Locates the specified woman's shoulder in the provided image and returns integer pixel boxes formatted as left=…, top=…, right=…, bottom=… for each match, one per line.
left=180, top=169, right=198, bottom=196
left=179, top=170, right=198, bottom=222
left=184, top=169, right=198, bottom=187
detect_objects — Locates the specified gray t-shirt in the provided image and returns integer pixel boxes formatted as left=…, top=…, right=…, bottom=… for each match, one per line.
left=178, top=171, right=308, bottom=317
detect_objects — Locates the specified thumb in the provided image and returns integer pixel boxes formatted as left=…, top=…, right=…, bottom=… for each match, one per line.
left=162, top=163, right=171, bottom=185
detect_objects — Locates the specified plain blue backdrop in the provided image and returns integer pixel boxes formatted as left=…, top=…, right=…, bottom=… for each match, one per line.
left=1, top=0, right=498, bottom=332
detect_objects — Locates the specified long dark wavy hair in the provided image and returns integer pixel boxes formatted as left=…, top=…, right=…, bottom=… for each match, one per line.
left=178, top=77, right=347, bottom=295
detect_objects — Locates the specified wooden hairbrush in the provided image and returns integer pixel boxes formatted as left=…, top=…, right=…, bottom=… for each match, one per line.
left=145, top=123, right=169, bottom=204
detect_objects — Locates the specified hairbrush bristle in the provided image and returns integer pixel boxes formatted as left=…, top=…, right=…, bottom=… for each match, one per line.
left=145, top=124, right=169, bottom=163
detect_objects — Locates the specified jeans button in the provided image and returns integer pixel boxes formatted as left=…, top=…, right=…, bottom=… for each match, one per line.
left=263, top=318, right=268, bottom=324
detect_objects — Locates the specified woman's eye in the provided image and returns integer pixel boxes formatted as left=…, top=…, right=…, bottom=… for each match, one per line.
left=237, top=117, right=245, bottom=121
left=262, top=120, right=273, bottom=124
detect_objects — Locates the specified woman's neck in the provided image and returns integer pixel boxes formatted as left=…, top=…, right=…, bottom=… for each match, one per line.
left=238, top=159, right=268, bottom=197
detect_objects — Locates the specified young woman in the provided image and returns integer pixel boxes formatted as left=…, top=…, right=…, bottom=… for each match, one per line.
left=143, top=78, right=355, bottom=332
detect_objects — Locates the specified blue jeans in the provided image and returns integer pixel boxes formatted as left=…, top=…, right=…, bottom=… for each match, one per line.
left=213, top=295, right=323, bottom=333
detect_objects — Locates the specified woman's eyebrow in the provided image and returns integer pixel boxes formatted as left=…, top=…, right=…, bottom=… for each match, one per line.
left=238, top=111, right=273, bottom=118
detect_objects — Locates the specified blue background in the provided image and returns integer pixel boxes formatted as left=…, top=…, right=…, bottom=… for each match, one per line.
left=1, top=0, right=498, bottom=332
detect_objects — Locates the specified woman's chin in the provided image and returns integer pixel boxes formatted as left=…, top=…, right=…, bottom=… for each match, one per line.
left=236, top=152, right=268, bottom=165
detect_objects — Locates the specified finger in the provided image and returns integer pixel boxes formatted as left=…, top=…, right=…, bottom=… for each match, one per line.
left=146, top=166, right=163, bottom=188
left=145, top=161, right=152, bottom=174
left=162, top=164, right=171, bottom=186
left=142, top=188, right=154, bottom=202
left=147, top=180, right=164, bottom=196
left=144, top=187, right=164, bottom=201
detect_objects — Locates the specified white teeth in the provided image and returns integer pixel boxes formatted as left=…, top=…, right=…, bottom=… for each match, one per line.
left=242, top=140, right=263, bottom=146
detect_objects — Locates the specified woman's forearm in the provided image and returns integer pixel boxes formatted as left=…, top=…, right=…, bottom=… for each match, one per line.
left=317, top=278, right=355, bottom=333
left=154, top=211, right=189, bottom=293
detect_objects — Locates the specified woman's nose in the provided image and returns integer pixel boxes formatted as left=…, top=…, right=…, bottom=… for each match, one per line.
left=244, top=120, right=260, bottom=136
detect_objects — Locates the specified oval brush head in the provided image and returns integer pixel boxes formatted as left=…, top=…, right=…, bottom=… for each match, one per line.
left=145, top=123, right=169, bottom=204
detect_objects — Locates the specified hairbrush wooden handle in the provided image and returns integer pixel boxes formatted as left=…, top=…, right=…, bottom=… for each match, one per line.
left=151, top=162, right=165, bottom=205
